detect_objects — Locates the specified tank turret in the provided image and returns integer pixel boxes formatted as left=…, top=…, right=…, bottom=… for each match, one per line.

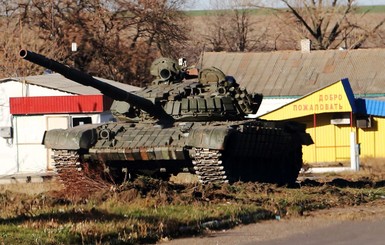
left=117, top=57, right=264, bottom=122
left=21, top=49, right=263, bottom=123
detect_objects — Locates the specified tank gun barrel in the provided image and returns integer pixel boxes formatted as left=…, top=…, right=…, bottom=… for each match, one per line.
left=19, top=49, right=174, bottom=124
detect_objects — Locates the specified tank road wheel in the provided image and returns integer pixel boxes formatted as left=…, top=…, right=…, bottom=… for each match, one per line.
left=152, top=171, right=172, bottom=181
left=191, top=148, right=228, bottom=184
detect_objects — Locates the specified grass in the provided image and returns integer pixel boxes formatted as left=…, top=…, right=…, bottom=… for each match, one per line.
left=184, top=5, right=385, bottom=17
left=358, top=5, right=385, bottom=13
left=0, top=194, right=273, bottom=244
left=1, top=165, right=385, bottom=244
left=184, top=8, right=273, bottom=17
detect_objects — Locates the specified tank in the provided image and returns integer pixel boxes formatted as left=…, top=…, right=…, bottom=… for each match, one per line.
left=19, top=49, right=313, bottom=185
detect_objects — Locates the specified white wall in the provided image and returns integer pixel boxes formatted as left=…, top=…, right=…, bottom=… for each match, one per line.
left=13, top=115, right=47, bottom=173
left=256, top=98, right=296, bottom=117
left=0, top=80, right=110, bottom=176
left=0, top=81, right=70, bottom=175
left=0, top=80, right=72, bottom=126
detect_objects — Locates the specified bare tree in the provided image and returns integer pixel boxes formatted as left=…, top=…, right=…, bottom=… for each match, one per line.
left=222, top=2, right=254, bottom=52
left=12, top=0, right=189, bottom=86
left=279, top=0, right=385, bottom=50
left=115, top=0, right=190, bottom=85
left=202, top=7, right=227, bottom=52
left=202, top=0, right=269, bottom=52
left=0, top=1, right=24, bottom=77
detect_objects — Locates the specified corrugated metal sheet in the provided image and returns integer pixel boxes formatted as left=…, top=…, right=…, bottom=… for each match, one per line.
left=302, top=114, right=352, bottom=164
left=202, top=49, right=385, bottom=97
left=10, top=95, right=110, bottom=115
left=290, top=112, right=385, bottom=163
left=0, top=73, right=139, bottom=95
left=356, top=98, right=385, bottom=117
left=358, top=127, right=377, bottom=158
left=358, top=118, right=385, bottom=158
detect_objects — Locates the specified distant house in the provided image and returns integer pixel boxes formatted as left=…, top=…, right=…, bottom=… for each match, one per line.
left=201, top=49, right=385, bottom=115
left=0, top=73, right=138, bottom=177
left=202, top=49, right=385, bottom=166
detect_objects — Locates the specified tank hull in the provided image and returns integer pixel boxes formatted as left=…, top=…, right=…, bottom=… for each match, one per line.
left=46, top=119, right=308, bottom=184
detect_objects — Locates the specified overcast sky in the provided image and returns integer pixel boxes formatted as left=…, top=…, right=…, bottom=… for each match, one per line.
left=187, top=0, right=385, bottom=10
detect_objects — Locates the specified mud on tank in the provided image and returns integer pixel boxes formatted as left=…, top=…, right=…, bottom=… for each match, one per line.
left=20, top=49, right=313, bottom=185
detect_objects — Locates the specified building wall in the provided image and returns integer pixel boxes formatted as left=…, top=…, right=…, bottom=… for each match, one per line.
left=9, top=113, right=106, bottom=174
left=0, top=81, right=73, bottom=175
left=301, top=114, right=352, bottom=164
left=0, top=80, right=114, bottom=175
left=13, top=115, right=47, bottom=173
left=0, top=81, right=72, bottom=129
left=295, top=114, right=385, bottom=165
left=256, top=98, right=296, bottom=117
left=357, top=117, right=385, bottom=159
left=260, top=79, right=357, bottom=166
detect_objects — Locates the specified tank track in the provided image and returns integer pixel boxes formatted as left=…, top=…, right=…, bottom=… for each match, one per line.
left=191, top=148, right=228, bottom=184
left=52, top=150, right=107, bottom=193
left=53, top=150, right=82, bottom=184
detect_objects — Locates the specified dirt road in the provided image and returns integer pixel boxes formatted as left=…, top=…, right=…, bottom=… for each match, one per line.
left=161, top=199, right=385, bottom=245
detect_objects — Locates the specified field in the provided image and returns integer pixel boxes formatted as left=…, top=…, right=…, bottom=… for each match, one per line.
left=1, top=157, right=385, bottom=244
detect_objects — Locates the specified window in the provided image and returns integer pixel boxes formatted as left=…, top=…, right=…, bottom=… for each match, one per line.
left=72, top=117, right=92, bottom=127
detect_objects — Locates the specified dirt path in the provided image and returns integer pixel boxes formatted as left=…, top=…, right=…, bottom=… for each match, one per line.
left=160, top=199, right=385, bottom=245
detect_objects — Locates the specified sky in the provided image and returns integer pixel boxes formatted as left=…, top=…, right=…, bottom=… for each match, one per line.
left=187, top=0, right=385, bottom=10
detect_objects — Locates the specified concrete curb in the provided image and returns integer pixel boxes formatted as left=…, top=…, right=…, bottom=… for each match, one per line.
left=0, top=171, right=56, bottom=184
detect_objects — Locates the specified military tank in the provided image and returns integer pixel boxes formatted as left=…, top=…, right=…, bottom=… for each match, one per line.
left=19, top=49, right=312, bottom=185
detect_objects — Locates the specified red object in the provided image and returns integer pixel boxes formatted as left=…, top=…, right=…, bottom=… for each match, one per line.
left=10, top=95, right=113, bottom=115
